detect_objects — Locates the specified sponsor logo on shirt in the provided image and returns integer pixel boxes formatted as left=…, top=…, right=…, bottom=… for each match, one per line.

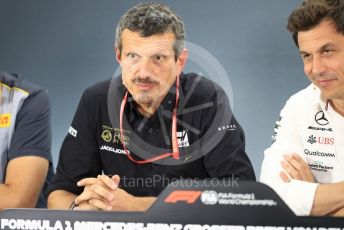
left=0, top=113, right=11, bottom=127
left=315, top=111, right=329, bottom=126
left=100, top=145, right=128, bottom=155
left=304, top=148, right=335, bottom=158
left=68, top=126, right=77, bottom=137
left=307, top=135, right=334, bottom=145
left=309, top=161, right=333, bottom=173
left=101, top=129, right=112, bottom=142
left=307, top=126, right=333, bottom=132
left=272, top=116, right=282, bottom=143
left=100, top=125, right=131, bottom=146
left=217, top=124, right=237, bottom=131
left=113, top=128, right=130, bottom=146
left=307, top=135, right=317, bottom=144
left=177, top=130, right=189, bottom=147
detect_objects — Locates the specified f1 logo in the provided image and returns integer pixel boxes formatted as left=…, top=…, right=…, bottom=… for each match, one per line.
left=164, top=190, right=201, bottom=204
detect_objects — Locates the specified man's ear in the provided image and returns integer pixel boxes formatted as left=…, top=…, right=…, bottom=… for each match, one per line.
left=177, top=48, right=189, bottom=73
left=115, top=47, right=122, bottom=65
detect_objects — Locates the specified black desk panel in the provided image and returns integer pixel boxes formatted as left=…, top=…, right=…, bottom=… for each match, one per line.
left=1, top=180, right=344, bottom=230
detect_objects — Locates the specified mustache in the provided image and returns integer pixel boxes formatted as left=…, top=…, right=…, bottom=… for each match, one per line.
left=132, top=76, right=159, bottom=85
left=312, top=72, right=336, bottom=80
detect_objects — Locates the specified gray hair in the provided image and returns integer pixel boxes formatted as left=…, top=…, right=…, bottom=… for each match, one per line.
left=115, top=2, right=185, bottom=61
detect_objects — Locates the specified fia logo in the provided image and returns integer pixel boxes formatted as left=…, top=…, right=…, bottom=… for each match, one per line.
left=201, top=190, right=218, bottom=205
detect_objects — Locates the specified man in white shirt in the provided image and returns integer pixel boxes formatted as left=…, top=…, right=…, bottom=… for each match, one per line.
left=261, top=0, right=344, bottom=216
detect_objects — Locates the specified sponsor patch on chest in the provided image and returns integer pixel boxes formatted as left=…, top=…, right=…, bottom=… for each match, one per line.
left=0, top=113, right=11, bottom=128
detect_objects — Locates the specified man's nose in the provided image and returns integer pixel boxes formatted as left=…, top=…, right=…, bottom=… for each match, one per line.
left=311, top=55, right=326, bottom=76
left=137, top=58, right=153, bottom=78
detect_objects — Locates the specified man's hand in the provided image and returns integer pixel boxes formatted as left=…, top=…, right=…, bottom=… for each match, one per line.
left=74, top=175, right=155, bottom=211
left=74, top=175, right=119, bottom=211
left=280, top=153, right=315, bottom=183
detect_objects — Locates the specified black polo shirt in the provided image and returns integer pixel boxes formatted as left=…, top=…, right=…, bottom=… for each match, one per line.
left=48, top=73, right=255, bottom=197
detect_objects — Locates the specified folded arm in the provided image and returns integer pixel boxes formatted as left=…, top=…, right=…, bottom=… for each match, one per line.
left=281, top=154, right=344, bottom=216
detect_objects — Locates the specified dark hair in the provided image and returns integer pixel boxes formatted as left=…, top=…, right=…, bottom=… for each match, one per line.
left=115, top=2, right=185, bottom=61
left=287, top=0, right=344, bottom=47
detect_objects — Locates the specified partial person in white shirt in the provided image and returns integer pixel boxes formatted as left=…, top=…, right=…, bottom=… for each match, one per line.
left=261, top=0, right=344, bottom=216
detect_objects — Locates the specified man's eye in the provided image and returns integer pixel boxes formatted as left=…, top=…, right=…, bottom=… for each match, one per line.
left=323, top=49, right=334, bottom=55
left=127, top=53, right=139, bottom=60
left=153, top=55, right=167, bottom=62
left=302, top=54, right=311, bottom=61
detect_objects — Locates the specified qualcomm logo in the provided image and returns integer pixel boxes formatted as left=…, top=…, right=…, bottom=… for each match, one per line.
left=304, top=149, right=335, bottom=158
left=177, top=130, right=189, bottom=147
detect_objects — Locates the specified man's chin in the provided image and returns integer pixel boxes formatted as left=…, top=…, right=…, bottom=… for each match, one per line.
left=135, top=96, right=154, bottom=106
left=133, top=90, right=169, bottom=106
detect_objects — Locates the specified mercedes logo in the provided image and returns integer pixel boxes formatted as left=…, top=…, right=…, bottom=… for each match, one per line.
left=315, top=111, right=329, bottom=126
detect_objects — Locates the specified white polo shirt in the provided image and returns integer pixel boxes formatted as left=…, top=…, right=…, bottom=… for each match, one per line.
left=260, top=84, right=344, bottom=215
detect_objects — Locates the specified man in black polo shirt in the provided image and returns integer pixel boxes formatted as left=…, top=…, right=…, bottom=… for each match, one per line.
left=47, top=2, right=255, bottom=211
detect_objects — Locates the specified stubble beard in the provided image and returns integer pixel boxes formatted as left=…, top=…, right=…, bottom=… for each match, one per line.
left=134, top=91, right=154, bottom=108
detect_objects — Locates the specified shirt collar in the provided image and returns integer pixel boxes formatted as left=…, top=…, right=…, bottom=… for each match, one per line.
left=311, top=83, right=329, bottom=111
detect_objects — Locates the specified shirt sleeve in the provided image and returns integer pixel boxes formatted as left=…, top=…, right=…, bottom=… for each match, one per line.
left=8, top=89, right=52, bottom=163
left=47, top=89, right=102, bottom=195
left=260, top=98, right=318, bottom=215
left=202, top=86, right=256, bottom=181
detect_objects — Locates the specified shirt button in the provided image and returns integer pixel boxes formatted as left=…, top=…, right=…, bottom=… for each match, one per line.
left=168, top=100, right=172, bottom=104
left=148, top=128, right=153, bottom=133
